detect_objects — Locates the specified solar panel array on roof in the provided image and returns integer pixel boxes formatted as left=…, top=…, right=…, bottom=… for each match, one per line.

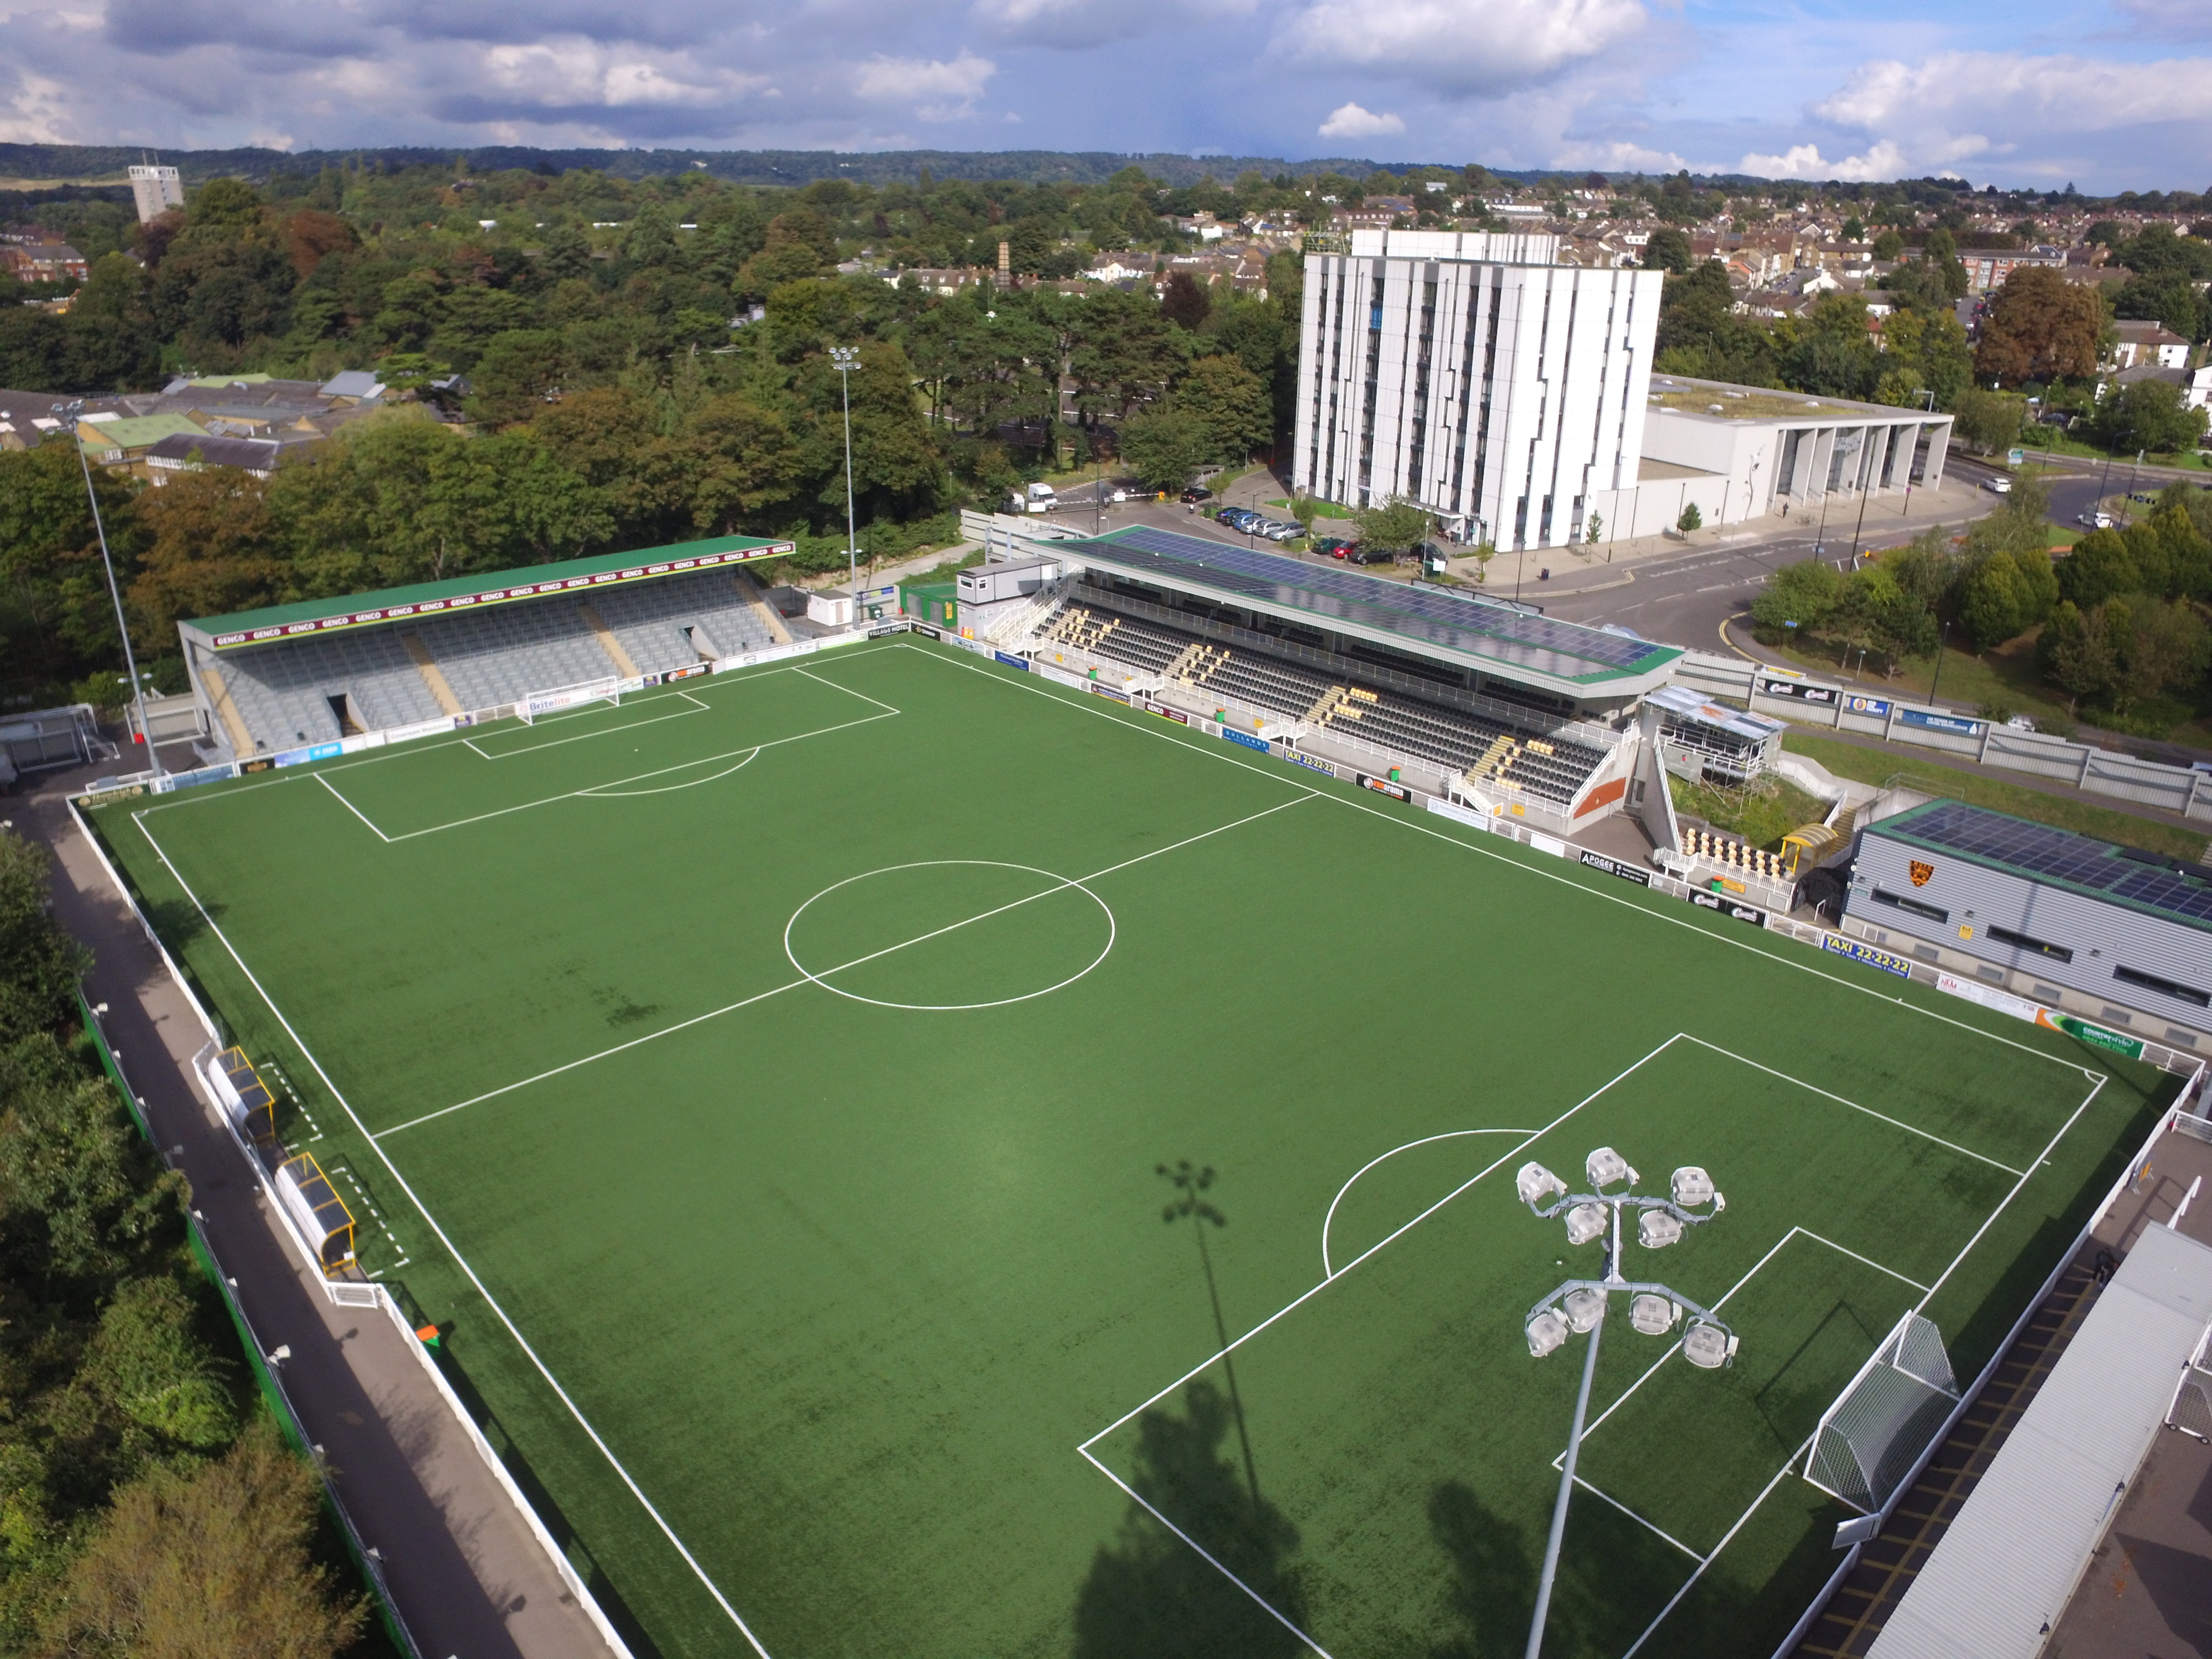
left=1877, top=800, right=2212, bottom=927
left=1077, top=526, right=1672, bottom=683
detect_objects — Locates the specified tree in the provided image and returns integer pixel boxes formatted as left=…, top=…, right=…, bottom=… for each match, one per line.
left=2088, top=379, right=2208, bottom=457
left=128, top=465, right=285, bottom=649
left=1948, top=387, right=2023, bottom=454
left=35, top=1422, right=367, bottom=1659
left=1641, top=228, right=1692, bottom=274
left=2116, top=596, right=2210, bottom=711
left=0, top=834, right=87, bottom=1050
left=1160, top=272, right=1212, bottom=332
left=465, top=328, right=575, bottom=426
left=1351, top=495, right=1431, bottom=552
left=1975, top=266, right=2105, bottom=385
left=1677, top=502, right=1703, bottom=532
left=1876, top=309, right=1974, bottom=413
left=2058, top=528, right=2141, bottom=609
left=1177, top=355, right=1272, bottom=462
left=1957, top=554, right=2032, bottom=649
left=2038, top=599, right=2119, bottom=711
left=1750, top=557, right=1845, bottom=635
left=1871, top=229, right=1904, bottom=260
left=1845, top=561, right=1938, bottom=670
left=1118, top=404, right=1211, bottom=493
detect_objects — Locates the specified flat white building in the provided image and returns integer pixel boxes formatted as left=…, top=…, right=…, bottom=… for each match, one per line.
left=128, top=165, right=184, bottom=224
left=1293, top=228, right=1662, bottom=551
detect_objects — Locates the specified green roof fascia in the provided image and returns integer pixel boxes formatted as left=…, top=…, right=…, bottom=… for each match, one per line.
left=184, top=533, right=797, bottom=650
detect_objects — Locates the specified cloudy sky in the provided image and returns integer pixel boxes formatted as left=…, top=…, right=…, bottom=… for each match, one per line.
left=1, top=0, right=2206, bottom=190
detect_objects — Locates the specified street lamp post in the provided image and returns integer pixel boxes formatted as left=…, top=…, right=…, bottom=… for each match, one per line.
left=1517, top=1149, right=1734, bottom=1658
left=1928, top=620, right=1950, bottom=705
left=62, top=404, right=160, bottom=776
left=830, top=346, right=861, bottom=630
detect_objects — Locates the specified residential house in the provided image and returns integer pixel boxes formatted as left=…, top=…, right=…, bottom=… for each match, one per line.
left=2111, top=321, right=2192, bottom=371
left=1, top=241, right=88, bottom=281
left=143, top=432, right=303, bottom=482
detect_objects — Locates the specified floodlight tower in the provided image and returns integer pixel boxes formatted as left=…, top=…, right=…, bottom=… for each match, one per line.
left=1515, top=1147, right=1736, bottom=1659
left=830, top=345, right=861, bottom=629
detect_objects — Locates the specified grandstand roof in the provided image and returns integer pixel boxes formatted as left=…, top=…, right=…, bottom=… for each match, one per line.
left=180, top=533, right=797, bottom=652
left=1867, top=799, right=2212, bottom=935
left=1062, top=527, right=1683, bottom=700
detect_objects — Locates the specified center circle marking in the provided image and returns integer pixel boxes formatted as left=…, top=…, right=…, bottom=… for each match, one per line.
left=782, top=860, right=1115, bottom=1011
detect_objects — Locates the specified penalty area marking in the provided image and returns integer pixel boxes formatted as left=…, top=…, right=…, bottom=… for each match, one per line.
left=462, top=690, right=713, bottom=759
left=1320, top=1129, right=1540, bottom=1277
left=782, top=860, right=1116, bottom=1011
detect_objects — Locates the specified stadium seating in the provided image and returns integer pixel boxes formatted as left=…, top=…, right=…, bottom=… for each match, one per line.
left=207, top=568, right=790, bottom=753
left=1026, top=594, right=1611, bottom=806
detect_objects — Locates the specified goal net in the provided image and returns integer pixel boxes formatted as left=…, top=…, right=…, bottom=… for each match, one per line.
left=2169, top=1324, right=2212, bottom=1442
left=1804, top=1311, right=1961, bottom=1513
left=517, top=677, right=623, bottom=724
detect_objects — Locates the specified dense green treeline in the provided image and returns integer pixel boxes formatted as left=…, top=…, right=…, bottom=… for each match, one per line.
left=0, top=165, right=1312, bottom=706
left=0, top=827, right=371, bottom=1653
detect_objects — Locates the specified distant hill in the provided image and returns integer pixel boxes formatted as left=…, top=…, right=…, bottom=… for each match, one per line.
left=0, top=142, right=1554, bottom=189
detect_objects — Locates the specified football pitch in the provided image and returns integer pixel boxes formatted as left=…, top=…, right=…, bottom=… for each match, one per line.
left=87, top=635, right=2175, bottom=1659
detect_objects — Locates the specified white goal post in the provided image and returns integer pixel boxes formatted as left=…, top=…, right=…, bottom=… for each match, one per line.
left=1804, top=1311, right=1961, bottom=1514
left=517, top=677, right=623, bottom=724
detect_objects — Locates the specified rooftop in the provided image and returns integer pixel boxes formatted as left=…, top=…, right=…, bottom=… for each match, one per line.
left=1062, top=526, right=1682, bottom=697
left=1867, top=798, right=2212, bottom=934
left=1646, top=375, right=1944, bottom=425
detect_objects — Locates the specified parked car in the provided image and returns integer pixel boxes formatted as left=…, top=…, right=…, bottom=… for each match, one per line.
left=1216, top=506, right=1257, bottom=528
left=1349, top=546, right=1398, bottom=566
left=1179, top=486, right=1213, bottom=503
left=2005, top=713, right=2037, bottom=732
left=2077, top=510, right=2114, bottom=530
left=1313, top=536, right=1356, bottom=558
left=1262, top=521, right=1305, bottom=542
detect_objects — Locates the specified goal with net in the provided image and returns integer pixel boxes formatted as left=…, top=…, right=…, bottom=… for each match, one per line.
left=517, top=677, right=623, bottom=724
left=1804, top=1311, right=1961, bottom=1513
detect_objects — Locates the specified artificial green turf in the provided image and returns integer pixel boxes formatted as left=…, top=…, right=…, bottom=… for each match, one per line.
left=87, top=637, right=2174, bottom=1659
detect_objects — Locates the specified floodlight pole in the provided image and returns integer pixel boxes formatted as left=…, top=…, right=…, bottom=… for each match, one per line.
left=71, top=419, right=160, bottom=776
left=1526, top=1261, right=1605, bottom=1659
left=831, top=346, right=860, bottom=630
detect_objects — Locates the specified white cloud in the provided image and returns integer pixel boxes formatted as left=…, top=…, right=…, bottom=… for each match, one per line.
left=1814, top=51, right=2212, bottom=137
left=852, top=49, right=994, bottom=121
left=1318, top=101, right=1403, bottom=138
left=479, top=40, right=758, bottom=108
left=1280, top=0, right=1645, bottom=98
left=1550, top=137, right=1687, bottom=173
left=1738, top=139, right=1911, bottom=181
left=971, top=0, right=1251, bottom=50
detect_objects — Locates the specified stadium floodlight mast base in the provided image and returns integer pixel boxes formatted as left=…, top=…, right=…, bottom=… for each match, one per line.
left=1516, top=1149, right=1736, bottom=1659
left=831, top=345, right=861, bottom=631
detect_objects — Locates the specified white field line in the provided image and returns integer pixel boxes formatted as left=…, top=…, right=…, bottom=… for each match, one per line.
left=1077, top=1035, right=1688, bottom=1455
left=1915, top=1070, right=2108, bottom=1313
left=1572, top=1475, right=1704, bottom=1563
left=1569, top=1225, right=1932, bottom=1454
left=326, top=708, right=898, bottom=842
left=1677, top=1034, right=2028, bottom=1178
left=577, top=753, right=759, bottom=798
left=316, top=774, right=390, bottom=843
left=898, top=637, right=2115, bottom=1078
left=373, top=792, right=1317, bottom=1140
left=1319, top=1129, right=1541, bottom=1277
left=129, top=814, right=779, bottom=1659
left=791, top=662, right=900, bottom=715
left=465, top=690, right=712, bottom=759
left=1076, top=1446, right=1335, bottom=1659
left=1617, top=1441, right=1816, bottom=1659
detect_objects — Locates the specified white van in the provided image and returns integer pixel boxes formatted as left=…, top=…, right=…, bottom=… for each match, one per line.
left=1024, top=482, right=1056, bottom=514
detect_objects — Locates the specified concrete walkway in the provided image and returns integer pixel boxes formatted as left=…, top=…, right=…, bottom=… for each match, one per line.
left=16, top=764, right=619, bottom=1659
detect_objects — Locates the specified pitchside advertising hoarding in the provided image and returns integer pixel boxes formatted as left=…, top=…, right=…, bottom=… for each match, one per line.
left=1756, top=676, right=1837, bottom=706
left=1935, top=973, right=2147, bottom=1057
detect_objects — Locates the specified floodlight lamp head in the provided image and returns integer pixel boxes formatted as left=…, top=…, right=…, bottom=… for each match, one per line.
left=1670, top=1166, right=1717, bottom=1208
left=1563, top=1287, right=1606, bottom=1333
left=1586, top=1147, right=1637, bottom=1190
left=1629, top=1292, right=1679, bottom=1336
left=1526, top=1309, right=1568, bottom=1358
left=1564, top=1202, right=1608, bottom=1247
left=1681, top=1321, right=1738, bottom=1370
left=1638, top=1208, right=1684, bottom=1249
left=1517, top=1162, right=1567, bottom=1206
